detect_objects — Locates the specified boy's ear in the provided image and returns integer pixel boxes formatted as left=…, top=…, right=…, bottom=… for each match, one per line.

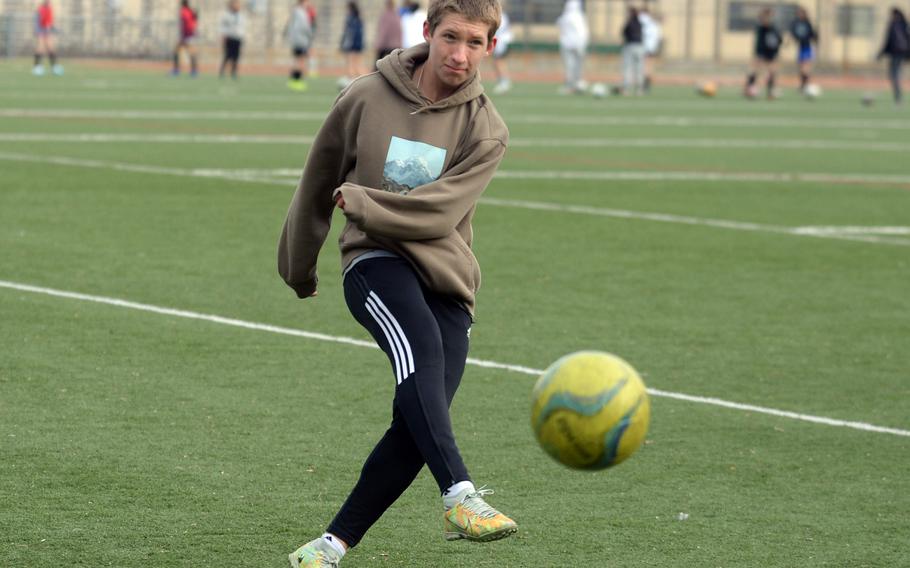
left=423, top=20, right=431, bottom=42
left=486, top=36, right=497, bottom=56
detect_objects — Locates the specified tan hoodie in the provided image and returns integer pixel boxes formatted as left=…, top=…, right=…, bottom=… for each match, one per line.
left=278, top=44, right=509, bottom=316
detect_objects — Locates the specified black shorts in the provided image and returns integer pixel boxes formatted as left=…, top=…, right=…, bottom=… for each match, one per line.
left=756, top=51, right=779, bottom=62
left=224, top=38, right=242, bottom=60
left=292, top=46, right=308, bottom=57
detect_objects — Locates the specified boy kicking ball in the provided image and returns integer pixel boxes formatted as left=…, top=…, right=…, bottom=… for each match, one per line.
left=278, top=1, right=516, bottom=566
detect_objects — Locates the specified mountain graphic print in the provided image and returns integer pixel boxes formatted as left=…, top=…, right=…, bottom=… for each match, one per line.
left=382, top=136, right=446, bottom=194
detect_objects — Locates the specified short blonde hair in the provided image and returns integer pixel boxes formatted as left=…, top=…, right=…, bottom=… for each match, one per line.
left=427, top=0, right=502, bottom=42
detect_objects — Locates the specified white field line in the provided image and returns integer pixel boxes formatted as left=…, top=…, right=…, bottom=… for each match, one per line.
left=793, top=226, right=910, bottom=236
left=0, top=133, right=316, bottom=144
left=0, top=108, right=328, bottom=121
left=508, top=114, right=910, bottom=130
left=0, top=89, right=843, bottom=111
left=478, top=197, right=910, bottom=246
left=493, top=169, right=910, bottom=187
left=3, top=107, right=910, bottom=130
left=4, top=151, right=910, bottom=190
left=0, top=90, right=337, bottom=105
left=2, top=151, right=909, bottom=247
left=1, top=278, right=907, bottom=438
left=510, top=137, right=910, bottom=152
left=4, top=132, right=910, bottom=153
left=176, top=166, right=910, bottom=190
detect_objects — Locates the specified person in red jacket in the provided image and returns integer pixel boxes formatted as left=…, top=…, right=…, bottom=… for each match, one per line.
left=172, top=0, right=199, bottom=76
left=33, top=0, right=62, bottom=76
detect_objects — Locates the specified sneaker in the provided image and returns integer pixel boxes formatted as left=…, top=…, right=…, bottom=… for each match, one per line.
left=493, top=79, right=511, bottom=94
left=287, top=79, right=308, bottom=92
left=32, top=65, right=45, bottom=76
left=443, top=486, right=517, bottom=542
left=288, top=537, right=341, bottom=568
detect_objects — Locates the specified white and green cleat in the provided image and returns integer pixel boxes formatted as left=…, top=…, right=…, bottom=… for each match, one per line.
left=288, top=537, right=341, bottom=568
left=444, top=487, right=518, bottom=542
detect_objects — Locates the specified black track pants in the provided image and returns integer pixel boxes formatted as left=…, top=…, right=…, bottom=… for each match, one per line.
left=326, top=256, right=472, bottom=547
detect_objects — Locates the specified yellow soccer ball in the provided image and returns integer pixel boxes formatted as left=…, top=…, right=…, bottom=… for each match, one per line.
left=531, top=351, right=650, bottom=470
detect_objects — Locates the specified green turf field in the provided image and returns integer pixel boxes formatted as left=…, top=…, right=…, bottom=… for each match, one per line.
left=1, top=60, right=909, bottom=567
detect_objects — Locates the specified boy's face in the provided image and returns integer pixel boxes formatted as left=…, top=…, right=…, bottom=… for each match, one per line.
left=423, top=13, right=496, bottom=92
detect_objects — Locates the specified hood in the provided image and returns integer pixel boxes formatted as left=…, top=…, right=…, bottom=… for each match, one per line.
left=376, top=43, right=485, bottom=113
left=562, top=0, right=583, bottom=16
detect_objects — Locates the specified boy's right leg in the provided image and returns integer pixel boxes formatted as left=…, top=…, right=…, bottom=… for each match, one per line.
left=321, top=257, right=470, bottom=548
left=325, top=406, right=425, bottom=547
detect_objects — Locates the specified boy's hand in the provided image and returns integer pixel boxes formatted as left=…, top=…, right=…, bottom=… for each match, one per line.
left=335, top=193, right=345, bottom=209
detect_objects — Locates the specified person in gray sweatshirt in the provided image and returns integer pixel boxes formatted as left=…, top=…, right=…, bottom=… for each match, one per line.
left=280, top=1, right=516, bottom=566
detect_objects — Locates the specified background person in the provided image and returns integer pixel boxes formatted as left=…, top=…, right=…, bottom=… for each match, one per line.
left=33, top=0, right=62, bottom=76
left=303, top=0, right=320, bottom=77
left=557, top=0, right=589, bottom=94
left=285, top=0, right=314, bottom=91
left=218, top=0, right=246, bottom=79
left=280, top=1, right=516, bottom=566
left=374, top=0, right=402, bottom=63
left=790, top=7, right=818, bottom=93
left=339, top=1, right=365, bottom=87
left=491, top=8, right=512, bottom=93
left=639, top=7, right=662, bottom=93
left=172, top=0, right=199, bottom=77
left=877, top=7, right=910, bottom=105
left=744, top=7, right=782, bottom=99
left=401, top=2, right=428, bottom=48
left=621, top=7, right=645, bottom=96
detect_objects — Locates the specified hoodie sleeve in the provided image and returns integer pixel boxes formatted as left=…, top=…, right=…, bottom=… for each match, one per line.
left=335, top=136, right=506, bottom=241
left=277, top=101, right=353, bottom=298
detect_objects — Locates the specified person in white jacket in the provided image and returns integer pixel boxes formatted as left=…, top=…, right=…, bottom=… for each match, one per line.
left=557, top=0, right=589, bottom=94
left=639, top=7, right=662, bottom=93
left=400, top=2, right=428, bottom=48
left=218, top=0, right=246, bottom=79
left=492, top=10, right=513, bottom=93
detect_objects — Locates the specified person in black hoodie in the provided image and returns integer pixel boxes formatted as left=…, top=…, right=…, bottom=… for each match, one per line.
left=790, top=7, right=818, bottom=93
left=621, top=7, right=645, bottom=95
left=877, top=7, right=910, bottom=104
left=744, top=7, right=782, bottom=99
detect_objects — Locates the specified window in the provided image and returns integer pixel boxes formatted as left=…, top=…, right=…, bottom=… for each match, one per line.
left=508, top=0, right=567, bottom=25
left=728, top=2, right=799, bottom=32
left=837, top=5, right=875, bottom=37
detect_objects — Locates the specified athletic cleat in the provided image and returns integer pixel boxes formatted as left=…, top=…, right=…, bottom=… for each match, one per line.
left=32, top=65, right=46, bottom=76
left=287, top=79, right=308, bottom=92
left=443, top=486, right=517, bottom=542
left=493, top=79, right=512, bottom=94
left=52, top=64, right=64, bottom=76
left=287, top=537, right=341, bottom=568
